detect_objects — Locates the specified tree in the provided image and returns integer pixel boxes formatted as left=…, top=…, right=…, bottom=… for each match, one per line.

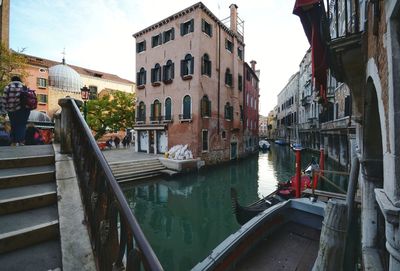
left=86, top=91, right=135, bottom=140
left=0, top=43, right=28, bottom=93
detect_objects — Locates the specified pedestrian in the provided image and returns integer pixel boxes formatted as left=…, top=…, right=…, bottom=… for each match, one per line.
left=25, top=123, right=44, bottom=145
left=106, top=138, right=113, bottom=149
left=114, top=136, right=120, bottom=148
left=1, top=76, right=32, bottom=146
left=0, top=123, right=11, bottom=146
left=122, top=136, right=127, bottom=148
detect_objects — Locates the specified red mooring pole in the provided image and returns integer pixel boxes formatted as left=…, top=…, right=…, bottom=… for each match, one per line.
left=295, top=148, right=302, bottom=198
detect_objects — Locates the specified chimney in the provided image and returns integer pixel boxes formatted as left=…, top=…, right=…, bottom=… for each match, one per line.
left=250, top=60, right=257, bottom=71
left=229, top=4, right=238, bottom=33
left=0, top=0, right=10, bottom=49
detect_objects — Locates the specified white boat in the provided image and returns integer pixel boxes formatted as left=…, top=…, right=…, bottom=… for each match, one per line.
left=259, top=140, right=270, bottom=151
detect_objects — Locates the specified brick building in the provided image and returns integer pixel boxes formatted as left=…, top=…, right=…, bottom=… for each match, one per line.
left=133, top=2, right=247, bottom=164
left=243, top=61, right=259, bottom=153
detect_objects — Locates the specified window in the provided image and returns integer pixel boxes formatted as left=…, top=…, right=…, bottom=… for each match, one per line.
left=163, top=28, right=175, bottom=43
left=165, top=97, right=172, bottom=121
left=181, top=54, right=194, bottom=78
left=201, top=19, right=212, bottom=36
left=136, top=40, right=146, bottom=53
left=238, top=74, right=243, bottom=91
left=137, top=102, right=146, bottom=122
left=163, top=60, right=174, bottom=83
left=37, top=78, right=47, bottom=88
left=202, top=130, right=208, bottom=151
left=181, top=95, right=191, bottom=120
left=221, top=130, right=226, bottom=139
left=37, top=94, right=48, bottom=104
left=225, top=39, right=233, bottom=53
left=238, top=47, right=243, bottom=60
left=152, top=33, right=162, bottom=47
left=240, top=105, right=243, bottom=121
left=150, top=100, right=162, bottom=121
left=224, top=102, right=233, bottom=120
left=151, top=63, right=162, bottom=84
left=201, top=54, right=211, bottom=77
left=137, top=68, right=147, bottom=86
left=201, top=95, right=211, bottom=117
left=225, top=68, right=233, bottom=87
left=180, top=19, right=194, bottom=36
left=89, top=85, right=97, bottom=100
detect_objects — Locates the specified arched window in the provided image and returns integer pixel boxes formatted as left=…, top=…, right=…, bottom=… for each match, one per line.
left=165, top=97, right=172, bottom=121
left=151, top=63, right=161, bottom=83
left=201, top=54, right=211, bottom=77
left=201, top=95, right=211, bottom=117
left=225, top=68, right=232, bottom=87
left=181, top=54, right=194, bottom=77
left=181, top=95, right=191, bottom=120
left=151, top=99, right=161, bottom=121
left=136, top=68, right=146, bottom=86
left=163, top=60, right=174, bottom=83
left=224, top=102, right=233, bottom=120
left=137, top=101, right=146, bottom=122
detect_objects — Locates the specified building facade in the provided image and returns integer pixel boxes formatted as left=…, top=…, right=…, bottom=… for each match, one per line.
left=0, top=0, right=9, bottom=48
left=133, top=2, right=247, bottom=164
left=276, top=72, right=299, bottom=144
left=21, top=54, right=134, bottom=118
left=243, top=61, right=260, bottom=153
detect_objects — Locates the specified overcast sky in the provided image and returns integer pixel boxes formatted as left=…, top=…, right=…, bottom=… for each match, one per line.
left=10, top=0, right=309, bottom=115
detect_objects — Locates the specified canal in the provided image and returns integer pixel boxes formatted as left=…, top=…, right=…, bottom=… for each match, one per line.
left=122, top=143, right=349, bottom=271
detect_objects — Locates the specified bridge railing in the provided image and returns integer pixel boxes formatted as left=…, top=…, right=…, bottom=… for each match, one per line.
left=58, top=98, right=163, bottom=271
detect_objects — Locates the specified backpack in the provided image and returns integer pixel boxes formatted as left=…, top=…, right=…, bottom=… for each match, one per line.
left=20, top=87, right=38, bottom=110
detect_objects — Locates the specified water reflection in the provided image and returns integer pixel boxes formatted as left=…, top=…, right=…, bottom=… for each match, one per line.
left=122, top=143, right=348, bottom=271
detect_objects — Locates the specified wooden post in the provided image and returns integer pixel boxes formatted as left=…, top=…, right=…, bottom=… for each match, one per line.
left=312, top=199, right=348, bottom=271
left=319, top=147, right=325, bottom=177
left=295, top=148, right=302, bottom=198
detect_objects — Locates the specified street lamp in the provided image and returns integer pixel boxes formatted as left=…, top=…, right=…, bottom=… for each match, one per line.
left=80, top=85, right=90, bottom=121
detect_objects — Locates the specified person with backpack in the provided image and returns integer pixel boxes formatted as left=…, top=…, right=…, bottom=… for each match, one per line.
left=1, top=76, right=34, bottom=146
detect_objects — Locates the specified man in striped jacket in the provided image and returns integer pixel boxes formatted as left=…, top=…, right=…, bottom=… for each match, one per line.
left=1, top=76, right=31, bottom=146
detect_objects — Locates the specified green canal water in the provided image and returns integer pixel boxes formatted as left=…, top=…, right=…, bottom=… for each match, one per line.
left=122, top=144, right=349, bottom=271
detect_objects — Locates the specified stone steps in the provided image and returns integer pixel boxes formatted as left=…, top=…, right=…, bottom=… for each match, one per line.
left=110, top=158, right=172, bottom=182
left=0, top=145, right=61, bottom=269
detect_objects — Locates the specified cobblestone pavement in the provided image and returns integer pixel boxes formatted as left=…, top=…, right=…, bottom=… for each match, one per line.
left=101, top=146, right=162, bottom=163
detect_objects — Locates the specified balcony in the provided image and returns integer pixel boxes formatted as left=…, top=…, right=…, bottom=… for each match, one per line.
left=135, top=115, right=146, bottom=124
left=179, top=114, right=192, bottom=122
left=327, top=0, right=363, bottom=83
left=150, top=115, right=164, bottom=124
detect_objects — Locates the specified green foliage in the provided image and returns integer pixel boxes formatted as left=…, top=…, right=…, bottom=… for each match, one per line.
left=0, top=43, right=28, bottom=92
left=86, top=91, right=136, bottom=140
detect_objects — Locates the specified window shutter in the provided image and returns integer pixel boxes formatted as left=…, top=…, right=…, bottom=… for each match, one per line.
left=171, top=28, right=175, bottom=40
left=208, top=61, right=212, bottom=77
left=144, top=104, right=146, bottom=119
left=201, top=56, right=204, bottom=75
left=190, top=19, right=194, bottom=32
left=180, top=23, right=184, bottom=36
left=201, top=19, right=205, bottom=32
left=150, top=103, right=154, bottom=118
left=136, top=43, right=139, bottom=53
left=225, top=39, right=228, bottom=50
left=207, top=100, right=211, bottom=116
left=151, top=68, right=154, bottom=83
left=162, top=65, right=166, bottom=81
left=201, top=99, right=205, bottom=117
left=181, top=60, right=185, bottom=76
left=143, top=40, right=146, bottom=50
left=210, top=25, right=213, bottom=37
left=144, top=70, right=147, bottom=84
left=171, top=62, right=175, bottom=79
left=162, top=32, right=166, bottom=43
left=190, top=57, right=194, bottom=74
left=136, top=106, right=139, bottom=118
left=136, top=72, right=140, bottom=84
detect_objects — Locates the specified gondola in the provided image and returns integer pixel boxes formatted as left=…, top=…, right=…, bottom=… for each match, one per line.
left=231, top=174, right=312, bottom=225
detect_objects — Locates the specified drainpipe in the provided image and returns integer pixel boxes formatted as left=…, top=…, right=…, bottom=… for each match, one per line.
left=217, top=24, right=221, bottom=134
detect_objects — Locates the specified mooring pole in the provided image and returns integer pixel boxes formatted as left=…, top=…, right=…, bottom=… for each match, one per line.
left=319, top=147, right=325, bottom=177
left=295, top=147, right=302, bottom=198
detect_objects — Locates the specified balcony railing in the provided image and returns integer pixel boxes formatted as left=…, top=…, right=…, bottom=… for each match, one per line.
left=150, top=115, right=164, bottom=123
left=58, top=98, right=163, bottom=271
left=179, top=114, right=192, bottom=122
left=328, top=0, right=360, bottom=40
left=136, top=115, right=146, bottom=124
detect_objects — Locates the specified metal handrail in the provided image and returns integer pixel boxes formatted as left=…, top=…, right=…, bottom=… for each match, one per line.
left=63, top=99, right=163, bottom=271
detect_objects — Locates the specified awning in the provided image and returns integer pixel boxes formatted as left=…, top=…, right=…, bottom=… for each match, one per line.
left=293, top=0, right=328, bottom=105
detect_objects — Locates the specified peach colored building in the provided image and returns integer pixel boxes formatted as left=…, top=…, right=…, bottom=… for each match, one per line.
left=133, top=2, right=246, bottom=164
left=20, top=54, right=134, bottom=118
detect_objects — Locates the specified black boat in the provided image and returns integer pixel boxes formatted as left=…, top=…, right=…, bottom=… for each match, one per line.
left=231, top=188, right=286, bottom=225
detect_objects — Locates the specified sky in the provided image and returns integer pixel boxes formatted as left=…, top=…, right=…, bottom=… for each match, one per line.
left=10, top=0, right=309, bottom=115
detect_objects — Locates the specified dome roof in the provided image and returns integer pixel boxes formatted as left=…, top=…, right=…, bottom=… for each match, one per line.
left=48, top=61, right=81, bottom=92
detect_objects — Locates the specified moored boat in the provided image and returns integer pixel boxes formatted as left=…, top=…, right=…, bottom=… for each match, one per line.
left=258, top=139, right=270, bottom=151
left=192, top=198, right=326, bottom=271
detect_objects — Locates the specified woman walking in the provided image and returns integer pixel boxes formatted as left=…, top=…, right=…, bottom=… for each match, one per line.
left=1, top=76, right=31, bottom=146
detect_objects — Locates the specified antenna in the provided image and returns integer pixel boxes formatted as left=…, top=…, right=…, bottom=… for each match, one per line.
left=61, top=47, right=66, bottom=64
